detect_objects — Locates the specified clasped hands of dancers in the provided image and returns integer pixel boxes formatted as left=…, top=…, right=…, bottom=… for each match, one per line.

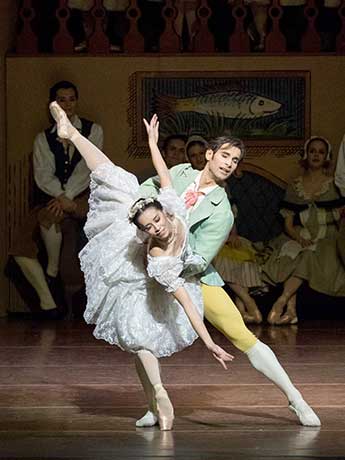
left=49, top=101, right=321, bottom=431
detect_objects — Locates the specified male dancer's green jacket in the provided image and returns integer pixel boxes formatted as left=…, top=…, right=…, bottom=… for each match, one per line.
left=140, top=162, right=258, bottom=351
left=139, top=163, right=234, bottom=286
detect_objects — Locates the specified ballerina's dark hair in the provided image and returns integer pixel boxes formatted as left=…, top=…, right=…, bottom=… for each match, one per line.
left=128, top=198, right=163, bottom=228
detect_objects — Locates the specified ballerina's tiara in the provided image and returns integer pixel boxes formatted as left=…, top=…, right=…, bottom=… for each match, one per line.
left=128, top=197, right=156, bottom=222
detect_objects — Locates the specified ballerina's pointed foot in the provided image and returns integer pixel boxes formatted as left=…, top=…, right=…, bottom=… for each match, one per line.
left=136, top=410, right=158, bottom=428
left=154, top=384, right=174, bottom=431
left=49, top=101, right=76, bottom=139
left=289, top=399, right=321, bottom=427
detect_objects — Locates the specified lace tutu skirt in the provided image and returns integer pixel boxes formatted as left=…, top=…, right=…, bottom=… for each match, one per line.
left=79, top=162, right=203, bottom=357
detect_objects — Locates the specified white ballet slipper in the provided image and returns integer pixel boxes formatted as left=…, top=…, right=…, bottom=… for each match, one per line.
left=135, top=410, right=158, bottom=428
left=49, top=101, right=77, bottom=140
left=289, top=399, right=321, bottom=427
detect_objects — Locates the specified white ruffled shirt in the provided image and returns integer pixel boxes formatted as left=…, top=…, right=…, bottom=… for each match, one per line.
left=33, top=115, right=103, bottom=200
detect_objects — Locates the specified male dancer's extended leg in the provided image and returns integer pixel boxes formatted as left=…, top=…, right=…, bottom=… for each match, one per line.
left=201, top=284, right=320, bottom=426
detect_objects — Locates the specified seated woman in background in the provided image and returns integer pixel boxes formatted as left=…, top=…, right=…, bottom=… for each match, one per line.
left=263, top=136, right=345, bottom=325
left=335, top=132, right=345, bottom=265
left=185, top=135, right=208, bottom=171
left=185, top=135, right=266, bottom=324
left=213, top=201, right=266, bottom=325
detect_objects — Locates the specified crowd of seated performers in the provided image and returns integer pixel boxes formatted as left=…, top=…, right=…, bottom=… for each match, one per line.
left=17, top=0, right=343, bottom=53
left=156, top=130, right=345, bottom=326
left=217, top=135, right=345, bottom=325
left=5, top=78, right=345, bottom=323
left=7, top=80, right=103, bottom=319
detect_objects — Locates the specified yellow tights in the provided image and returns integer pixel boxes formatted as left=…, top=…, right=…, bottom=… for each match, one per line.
left=201, top=284, right=257, bottom=352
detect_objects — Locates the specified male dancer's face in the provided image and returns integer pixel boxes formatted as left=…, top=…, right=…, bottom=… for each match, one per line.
left=205, top=143, right=241, bottom=182
left=55, top=88, right=78, bottom=120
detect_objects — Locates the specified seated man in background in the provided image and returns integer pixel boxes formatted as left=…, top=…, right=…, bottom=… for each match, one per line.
left=185, top=134, right=265, bottom=324
left=9, top=80, right=103, bottom=318
left=161, top=133, right=187, bottom=168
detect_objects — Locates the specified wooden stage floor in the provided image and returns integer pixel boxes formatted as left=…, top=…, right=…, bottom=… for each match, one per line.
left=0, top=317, right=344, bottom=459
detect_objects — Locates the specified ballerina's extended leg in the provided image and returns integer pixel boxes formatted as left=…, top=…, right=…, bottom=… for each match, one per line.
left=136, top=350, right=174, bottom=430
left=49, top=101, right=110, bottom=171
left=135, top=355, right=158, bottom=428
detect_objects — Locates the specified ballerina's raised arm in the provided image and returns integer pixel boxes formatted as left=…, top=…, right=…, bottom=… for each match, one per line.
left=143, top=114, right=171, bottom=189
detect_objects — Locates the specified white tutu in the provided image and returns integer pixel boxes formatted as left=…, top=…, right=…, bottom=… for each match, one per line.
left=79, top=162, right=204, bottom=358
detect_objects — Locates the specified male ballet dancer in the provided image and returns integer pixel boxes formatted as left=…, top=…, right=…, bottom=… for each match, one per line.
left=138, top=133, right=321, bottom=428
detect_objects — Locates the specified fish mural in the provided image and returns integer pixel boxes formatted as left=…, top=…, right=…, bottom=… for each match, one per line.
left=155, top=91, right=282, bottom=119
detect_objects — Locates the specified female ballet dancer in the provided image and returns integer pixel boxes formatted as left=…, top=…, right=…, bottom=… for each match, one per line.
left=49, top=102, right=233, bottom=431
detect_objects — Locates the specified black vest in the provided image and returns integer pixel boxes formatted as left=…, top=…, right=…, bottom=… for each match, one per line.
left=44, top=118, right=93, bottom=188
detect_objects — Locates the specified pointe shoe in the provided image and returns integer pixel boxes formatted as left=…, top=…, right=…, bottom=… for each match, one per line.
left=49, top=102, right=76, bottom=140
left=276, top=296, right=298, bottom=325
left=136, top=410, right=158, bottom=428
left=246, top=306, right=263, bottom=324
left=242, top=313, right=257, bottom=324
left=289, top=399, right=321, bottom=427
left=241, top=296, right=263, bottom=324
left=154, top=384, right=174, bottom=431
left=236, top=298, right=261, bottom=324
left=267, top=295, right=288, bottom=325
left=276, top=312, right=298, bottom=325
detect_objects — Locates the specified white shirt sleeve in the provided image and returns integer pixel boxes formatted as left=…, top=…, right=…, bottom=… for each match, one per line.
left=335, top=134, right=345, bottom=197
left=33, top=132, right=65, bottom=198
left=34, top=122, right=104, bottom=200
left=64, top=123, right=103, bottom=200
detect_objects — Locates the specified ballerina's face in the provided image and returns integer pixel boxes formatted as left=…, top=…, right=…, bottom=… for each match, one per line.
left=137, top=207, right=173, bottom=241
left=306, top=139, right=328, bottom=170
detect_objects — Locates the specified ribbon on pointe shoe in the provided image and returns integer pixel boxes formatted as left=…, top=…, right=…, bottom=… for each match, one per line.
left=184, top=190, right=205, bottom=209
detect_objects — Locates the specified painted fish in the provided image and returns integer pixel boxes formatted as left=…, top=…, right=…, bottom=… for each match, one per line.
left=155, top=91, right=282, bottom=119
